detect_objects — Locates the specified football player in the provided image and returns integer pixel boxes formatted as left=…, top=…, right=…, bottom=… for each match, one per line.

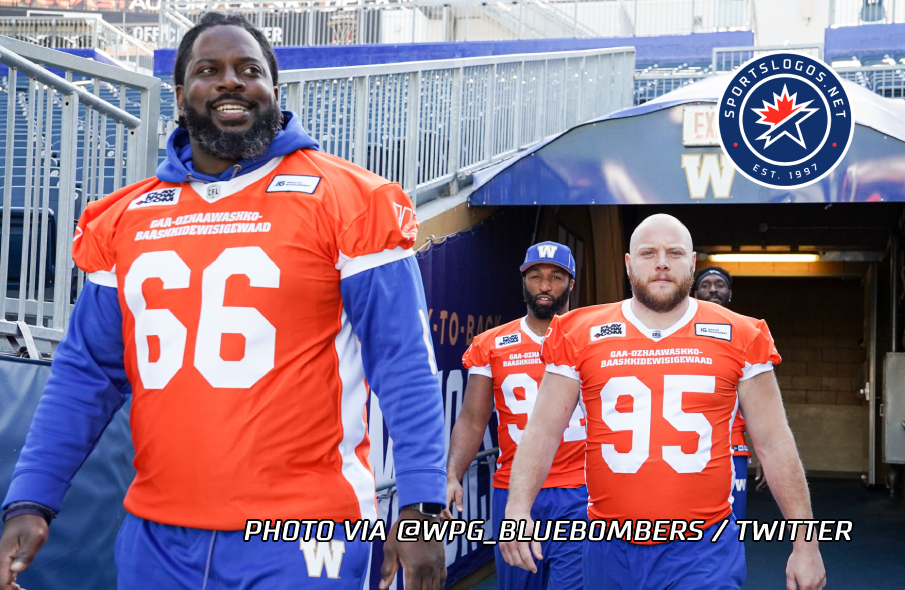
left=446, top=242, right=587, bottom=589
left=501, top=214, right=826, bottom=590
left=693, top=266, right=753, bottom=518
left=0, top=12, right=446, bottom=590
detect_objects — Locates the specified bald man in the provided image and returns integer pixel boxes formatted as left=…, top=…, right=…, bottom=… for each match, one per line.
left=500, top=214, right=825, bottom=590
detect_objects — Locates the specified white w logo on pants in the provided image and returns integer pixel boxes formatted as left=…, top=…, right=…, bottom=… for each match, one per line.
left=300, top=540, right=345, bottom=579
left=537, top=245, right=559, bottom=258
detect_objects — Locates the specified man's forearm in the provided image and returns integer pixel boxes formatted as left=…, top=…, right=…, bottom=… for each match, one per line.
left=757, top=433, right=812, bottom=519
left=447, top=418, right=487, bottom=483
left=506, top=426, right=560, bottom=514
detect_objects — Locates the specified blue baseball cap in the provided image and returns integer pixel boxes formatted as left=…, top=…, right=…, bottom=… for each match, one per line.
left=520, top=241, right=576, bottom=278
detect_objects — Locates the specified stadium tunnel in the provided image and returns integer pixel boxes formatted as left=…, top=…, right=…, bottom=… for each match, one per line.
left=417, top=72, right=905, bottom=587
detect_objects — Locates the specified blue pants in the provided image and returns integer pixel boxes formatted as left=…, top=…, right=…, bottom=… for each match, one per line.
left=582, top=517, right=745, bottom=590
left=114, top=514, right=371, bottom=590
left=731, top=455, right=749, bottom=520
left=492, top=486, right=588, bottom=590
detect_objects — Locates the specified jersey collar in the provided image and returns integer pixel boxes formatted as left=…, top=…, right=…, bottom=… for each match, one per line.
left=621, top=297, right=698, bottom=342
left=189, top=156, right=284, bottom=203
left=520, top=316, right=545, bottom=345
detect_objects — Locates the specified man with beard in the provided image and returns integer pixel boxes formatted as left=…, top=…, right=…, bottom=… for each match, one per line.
left=693, top=267, right=759, bottom=518
left=0, top=12, right=447, bottom=590
left=501, top=215, right=826, bottom=590
left=446, top=242, right=587, bottom=590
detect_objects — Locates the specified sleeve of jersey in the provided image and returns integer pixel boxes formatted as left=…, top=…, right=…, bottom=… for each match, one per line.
left=71, top=195, right=119, bottom=285
left=541, top=316, right=580, bottom=381
left=340, top=256, right=446, bottom=508
left=740, top=319, right=783, bottom=382
left=462, top=337, right=492, bottom=378
left=333, top=183, right=418, bottom=278
left=2, top=283, right=131, bottom=513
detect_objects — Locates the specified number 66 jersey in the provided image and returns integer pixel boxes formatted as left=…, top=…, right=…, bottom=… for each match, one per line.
left=541, top=299, right=781, bottom=534
left=71, top=149, right=421, bottom=530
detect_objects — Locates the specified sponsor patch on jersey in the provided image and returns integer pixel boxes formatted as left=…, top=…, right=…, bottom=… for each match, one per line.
left=590, top=322, right=625, bottom=341
left=266, top=175, right=321, bottom=194
left=128, top=188, right=181, bottom=209
left=495, top=333, right=522, bottom=348
left=695, top=323, right=733, bottom=341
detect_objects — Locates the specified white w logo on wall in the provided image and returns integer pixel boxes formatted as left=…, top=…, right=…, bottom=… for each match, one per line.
left=301, top=540, right=345, bottom=578
left=681, top=154, right=735, bottom=199
left=537, top=245, right=559, bottom=258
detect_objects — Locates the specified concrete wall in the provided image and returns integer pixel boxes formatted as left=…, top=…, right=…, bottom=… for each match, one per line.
left=731, top=276, right=870, bottom=474
left=753, top=0, right=830, bottom=46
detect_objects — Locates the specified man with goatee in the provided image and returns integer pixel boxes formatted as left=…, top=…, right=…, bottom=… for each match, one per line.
left=446, top=242, right=587, bottom=590
left=500, top=215, right=826, bottom=590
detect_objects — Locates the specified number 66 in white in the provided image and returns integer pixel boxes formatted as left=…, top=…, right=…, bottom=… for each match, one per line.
left=599, top=375, right=714, bottom=474
left=123, top=247, right=280, bottom=390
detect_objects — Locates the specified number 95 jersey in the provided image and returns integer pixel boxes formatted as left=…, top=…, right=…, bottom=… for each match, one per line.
left=462, top=316, right=586, bottom=490
left=72, top=150, right=418, bottom=530
left=541, top=299, right=780, bottom=534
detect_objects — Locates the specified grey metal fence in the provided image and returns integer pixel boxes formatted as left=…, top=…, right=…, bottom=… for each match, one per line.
left=159, top=0, right=752, bottom=48
left=280, top=47, right=635, bottom=201
left=712, top=44, right=824, bottom=73
left=0, top=36, right=159, bottom=351
left=0, top=17, right=154, bottom=75
left=836, top=64, right=905, bottom=98
left=830, top=0, right=905, bottom=26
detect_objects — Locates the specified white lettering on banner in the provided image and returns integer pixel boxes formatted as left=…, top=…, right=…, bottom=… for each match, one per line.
left=537, top=245, right=558, bottom=258
left=300, top=540, right=344, bottom=579
left=681, top=154, right=735, bottom=199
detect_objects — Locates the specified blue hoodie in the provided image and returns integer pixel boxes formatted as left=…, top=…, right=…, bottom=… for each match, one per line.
left=156, top=110, right=320, bottom=183
left=3, top=110, right=446, bottom=521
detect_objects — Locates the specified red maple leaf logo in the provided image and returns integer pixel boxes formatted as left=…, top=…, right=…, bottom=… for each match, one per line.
left=756, top=88, right=800, bottom=125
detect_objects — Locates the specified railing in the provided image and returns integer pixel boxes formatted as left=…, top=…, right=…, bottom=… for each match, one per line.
left=0, top=17, right=154, bottom=75
left=830, top=0, right=905, bottom=27
left=712, top=44, right=824, bottom=72
left=280, top=47, right=635, bottom=200
left=634, top=67, right=709, bottom=104
left=159, top=0, right=752, bottom=48
left=836, top=64, right=905, bottom=98
left=0, top=36, right=160, bottom=350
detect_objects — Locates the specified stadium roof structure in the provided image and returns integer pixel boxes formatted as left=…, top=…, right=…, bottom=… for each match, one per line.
left=470, top=74, right=905, bottom=205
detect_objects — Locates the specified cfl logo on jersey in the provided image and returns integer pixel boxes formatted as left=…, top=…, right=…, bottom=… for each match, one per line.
left=537, top=244, right=558, bottom=258
left=496, top=333, right=522, bottom=348
left=266, top=175, right=321, bottom=194
left=128, top=188, right=181, bottom=209
left=695, top=323, right=733, bottom=341
left=300, top=540, right=344, bottom=579
left=718, top=52, right=854, bottom=190
left=591, top=322, right=625, bottom=341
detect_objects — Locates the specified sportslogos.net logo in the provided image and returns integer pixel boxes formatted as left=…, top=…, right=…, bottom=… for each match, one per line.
left=718, top=53, right=854, bottom=190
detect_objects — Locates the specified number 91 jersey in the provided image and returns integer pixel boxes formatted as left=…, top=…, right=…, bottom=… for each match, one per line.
left=462, top=316, right=586, bottom=489
left=72, top=150, right=418, bottom=530
left=541, top=299, right=780, bottom=536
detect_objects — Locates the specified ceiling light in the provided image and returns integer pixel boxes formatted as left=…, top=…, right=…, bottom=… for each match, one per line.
left=708, top=253, right=820, bottom=263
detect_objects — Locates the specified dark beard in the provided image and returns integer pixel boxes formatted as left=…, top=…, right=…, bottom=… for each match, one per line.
left=523, top=284, right=571, bottom=320
left=182, top=98, right=283, bottom=162
left=629, top=266, right=695, bottom=313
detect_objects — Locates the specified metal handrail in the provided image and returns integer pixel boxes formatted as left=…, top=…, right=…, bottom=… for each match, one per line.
left=376, top=447, right=500, bottom=493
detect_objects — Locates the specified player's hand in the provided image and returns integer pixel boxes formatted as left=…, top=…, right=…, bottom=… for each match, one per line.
left=381, top=509, right=446, bottom=590
left=755, top=462, right=769, bottom=492
left=499, top=510, right=541, bottom=573
left=786, top=543, right=826, bottom=590
left=0, top=515, right=48, bottom=590
left=442, top=477, right=464, bottom=520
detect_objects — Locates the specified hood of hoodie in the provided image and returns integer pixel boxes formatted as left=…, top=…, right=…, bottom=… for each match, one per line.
left=156, top=110, right=320, bottom=184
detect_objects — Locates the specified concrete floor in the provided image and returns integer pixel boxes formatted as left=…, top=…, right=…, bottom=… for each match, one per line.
left=462, top=479, right=905, bottom=589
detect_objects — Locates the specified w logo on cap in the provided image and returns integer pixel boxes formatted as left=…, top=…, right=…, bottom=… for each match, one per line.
left=537, top=245, right=559, bottom=258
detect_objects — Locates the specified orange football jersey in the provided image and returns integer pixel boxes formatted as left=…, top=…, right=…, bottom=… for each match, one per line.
left=542, top=298, right=780, bottom=537
left=731, top=412, right=751, bottom=457
left=72, top=150, right=418, bottom=530
left=462, top=317, right=586, bottom=489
